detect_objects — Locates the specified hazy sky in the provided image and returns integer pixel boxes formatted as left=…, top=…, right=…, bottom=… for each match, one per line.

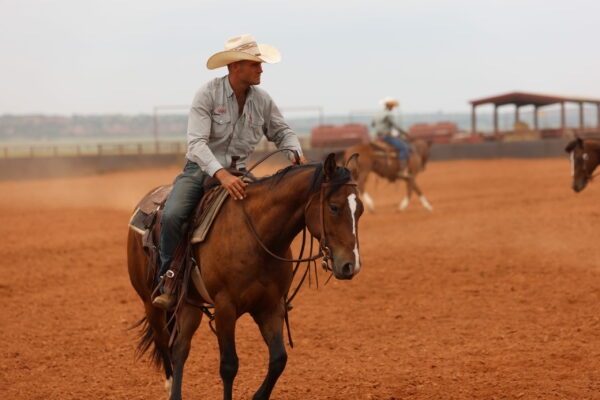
left=1, top=0, right=599, bottom=115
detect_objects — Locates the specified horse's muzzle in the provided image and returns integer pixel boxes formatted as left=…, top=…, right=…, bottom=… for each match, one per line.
left=572, top=181, right=587, bottom=193
left=334, top=262, right=356, bottom=280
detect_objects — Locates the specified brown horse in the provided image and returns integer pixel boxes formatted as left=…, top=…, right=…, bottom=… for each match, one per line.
left=342, top=139, right=433, bottom=212
left=127, top=154, right=363, bottom=400
left=565, top=137, right=600, bottom=192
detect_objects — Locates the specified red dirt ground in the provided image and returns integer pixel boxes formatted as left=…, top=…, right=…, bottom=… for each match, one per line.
left=1, top=158, right=599, bottom=400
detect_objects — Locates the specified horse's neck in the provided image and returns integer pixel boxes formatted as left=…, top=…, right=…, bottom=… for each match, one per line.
left=586, top=140, right=600, bottom=168
left=246, top=168, right=315, bottom=249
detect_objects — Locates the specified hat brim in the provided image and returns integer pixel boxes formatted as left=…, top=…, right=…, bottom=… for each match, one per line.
left=380, top=99, right=399, bottom=107
left=206, top=44, right=281, bottom=70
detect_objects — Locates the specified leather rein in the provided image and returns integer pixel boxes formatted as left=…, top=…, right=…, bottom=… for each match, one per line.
left=238, top=150, right=358, bottom=347
left=240, top=149, right=357, bottom=268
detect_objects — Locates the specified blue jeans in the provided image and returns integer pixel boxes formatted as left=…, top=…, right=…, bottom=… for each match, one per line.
left=158, top=160, right=207, bottom=278
left=381, top=136, right=409, bottom=161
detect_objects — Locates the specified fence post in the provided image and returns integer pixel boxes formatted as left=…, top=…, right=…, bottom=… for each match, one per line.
left=30, top=146, right=34, bottom=158
left=138, top=143, right=143, bottom=154
left=98, top=144, right=103, bottom=155
left=3, top=147, right=7, bottom=158
left=53, top=146, right=58, bottom=156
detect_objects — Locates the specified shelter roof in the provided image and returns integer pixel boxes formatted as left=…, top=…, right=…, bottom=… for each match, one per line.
left=470, top=91, right=600, bottom=107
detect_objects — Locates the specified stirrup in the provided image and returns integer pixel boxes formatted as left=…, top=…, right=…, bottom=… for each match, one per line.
left=152, top=293, right=177, bottom=311
left=151, top=270, right=177, bottom=311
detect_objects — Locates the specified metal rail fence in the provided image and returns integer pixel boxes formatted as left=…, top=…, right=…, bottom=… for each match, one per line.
left=0, top=137, right=316, bottom=160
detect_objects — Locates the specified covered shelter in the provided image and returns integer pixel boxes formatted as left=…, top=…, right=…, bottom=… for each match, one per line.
left=470, top=91, right=600, bottom=137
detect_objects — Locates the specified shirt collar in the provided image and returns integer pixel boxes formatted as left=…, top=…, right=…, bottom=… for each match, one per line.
left=224, top=74, right=255, bottom=102
left=224, top=75, right=234, bottom=98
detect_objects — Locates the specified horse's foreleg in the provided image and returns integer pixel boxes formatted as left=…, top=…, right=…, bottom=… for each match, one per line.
left=251, top=304, right=287, bottom=400
left=216, top=302, right=239, bottom=400
left=169, top=305, right=202, bottom=400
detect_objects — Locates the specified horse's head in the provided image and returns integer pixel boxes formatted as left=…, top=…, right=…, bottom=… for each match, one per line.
left=565, top=137, right=597, bottom=192
left=305, top=153, right=364, bottom=280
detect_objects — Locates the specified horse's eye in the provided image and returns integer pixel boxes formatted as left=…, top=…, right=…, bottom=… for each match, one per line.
left=329, top=204, right=339, bottom=213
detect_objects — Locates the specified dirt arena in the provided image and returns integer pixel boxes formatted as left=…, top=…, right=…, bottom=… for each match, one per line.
left=1, top=157, right=599, bottom=400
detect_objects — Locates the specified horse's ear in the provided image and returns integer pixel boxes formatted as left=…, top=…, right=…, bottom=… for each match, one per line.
left=565, top=137, right=584, bottom=153
left=324, top=153, right=337, bottom=181
left=345, top=153, right=360, bottom=181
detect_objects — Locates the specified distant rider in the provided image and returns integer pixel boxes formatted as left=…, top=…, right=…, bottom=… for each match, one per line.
left=371, top=96, right=410, bottom=178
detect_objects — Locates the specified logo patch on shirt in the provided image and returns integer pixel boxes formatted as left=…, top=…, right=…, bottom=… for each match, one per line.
left=213, top=108, right=227, bottom=115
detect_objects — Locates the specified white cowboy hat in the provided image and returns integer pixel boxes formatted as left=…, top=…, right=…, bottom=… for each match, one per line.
left=379, top=96, right=400, bottom=107
left=206, top=34, right=282, bottom=70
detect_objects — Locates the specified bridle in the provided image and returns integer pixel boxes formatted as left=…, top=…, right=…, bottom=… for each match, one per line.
left=303, top=181, right=359, bottom=270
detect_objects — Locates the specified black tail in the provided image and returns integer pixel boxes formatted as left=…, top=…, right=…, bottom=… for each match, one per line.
left=130, top=316, right=169, bottom=371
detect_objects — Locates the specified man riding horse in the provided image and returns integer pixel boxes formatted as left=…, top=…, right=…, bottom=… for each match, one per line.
left=371, top=96, right=410, bottom=178
left=153, top=34, right=307, bottom=311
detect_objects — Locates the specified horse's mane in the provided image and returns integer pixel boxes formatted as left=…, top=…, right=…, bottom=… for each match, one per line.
left=251, top=162, right=353, bottom=198
left=566, top=137, right=600, bottom=152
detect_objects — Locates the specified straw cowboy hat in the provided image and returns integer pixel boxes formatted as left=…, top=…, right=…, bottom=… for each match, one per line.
left=206, top=34, right=282, bottom=70
left=379, top=96, right=400, bottom=107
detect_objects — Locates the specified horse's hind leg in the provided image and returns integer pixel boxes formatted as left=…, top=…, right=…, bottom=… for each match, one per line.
left=169, top=304, right=202, bottom=400
left=405, top=177, right=433, bottom=212
left=251, top=303, right=287, bottom=400
left=398, top=177, right=412, bottom=211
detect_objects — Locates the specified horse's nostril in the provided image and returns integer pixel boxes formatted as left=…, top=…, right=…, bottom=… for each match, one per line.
left=342, top=262, right=354, bottom=276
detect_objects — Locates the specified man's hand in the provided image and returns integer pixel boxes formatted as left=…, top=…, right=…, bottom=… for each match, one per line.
left=215, top=169, right=248, bottom=200
left=291, top=155, right=308, bottom=165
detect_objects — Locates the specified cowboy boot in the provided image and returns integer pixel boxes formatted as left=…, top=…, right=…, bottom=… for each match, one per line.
left=152, top=270, right=178, bottom=311
left=397, top=160, right=409, bottom=179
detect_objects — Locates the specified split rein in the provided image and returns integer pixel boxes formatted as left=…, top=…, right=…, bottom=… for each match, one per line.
left=240, top=149, right=356, bottom=268
left=239, top=149, right=357, bottom=347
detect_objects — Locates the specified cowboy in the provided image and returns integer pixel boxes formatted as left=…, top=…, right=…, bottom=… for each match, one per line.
left=153, top=34, right=307, bottom=310
left=372, top=96, right=410, bottom=177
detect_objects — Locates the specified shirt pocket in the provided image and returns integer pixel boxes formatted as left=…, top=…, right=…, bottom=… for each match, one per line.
left=247, top=116, right=265, bottom=143
left=211, top=114, right=231, bottom=138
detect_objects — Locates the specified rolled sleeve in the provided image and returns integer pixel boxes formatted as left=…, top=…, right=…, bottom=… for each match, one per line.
left=264, top=97, right=303, bottom=159
left=186, top=89, right=224, bottom=177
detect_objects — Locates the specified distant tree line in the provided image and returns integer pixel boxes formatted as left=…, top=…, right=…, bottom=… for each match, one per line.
left=2, top=109, right=592, bottom=141
left=0, top=114, right=187, bottom=140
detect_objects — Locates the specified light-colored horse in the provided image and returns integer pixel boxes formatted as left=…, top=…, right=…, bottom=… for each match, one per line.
left=342, top=139, right=433, bottom=212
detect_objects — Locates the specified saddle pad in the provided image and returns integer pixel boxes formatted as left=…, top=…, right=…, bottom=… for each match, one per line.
left=372, top=140, right=398, bottom=153
left=190, top=187, right=229, bottom=244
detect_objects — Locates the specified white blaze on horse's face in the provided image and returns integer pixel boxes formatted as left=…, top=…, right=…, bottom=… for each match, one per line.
left=347, top=193, right=361, bottom=273
left=570, top=151, right=575, bottom=177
